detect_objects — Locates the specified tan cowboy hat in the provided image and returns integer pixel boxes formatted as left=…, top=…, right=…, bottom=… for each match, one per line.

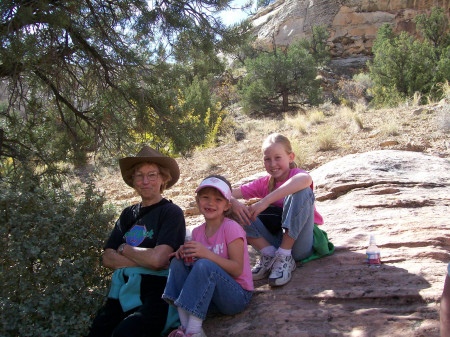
left=119, top=146, right=180, bottom=189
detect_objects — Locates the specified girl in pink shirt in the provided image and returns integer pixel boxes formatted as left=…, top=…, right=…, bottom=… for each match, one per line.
left=163, top=175, right=253, bottom=337
left=231, top=133, right=323, bottom=287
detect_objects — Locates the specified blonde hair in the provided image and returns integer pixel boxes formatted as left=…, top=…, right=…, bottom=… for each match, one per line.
left=262, top=133, right=297, bottom=193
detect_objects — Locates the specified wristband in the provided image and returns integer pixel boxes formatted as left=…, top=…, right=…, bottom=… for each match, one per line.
left=118, top=243, right=126, bottom=254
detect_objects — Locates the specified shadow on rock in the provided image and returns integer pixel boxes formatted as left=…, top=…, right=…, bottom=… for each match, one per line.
left=203, top=247, right=436, bottom=337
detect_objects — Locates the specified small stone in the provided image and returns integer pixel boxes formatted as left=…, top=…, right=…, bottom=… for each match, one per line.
left=380, top=140, right=398, bottom=147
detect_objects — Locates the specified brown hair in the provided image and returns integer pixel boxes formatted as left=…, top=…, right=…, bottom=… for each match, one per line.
left=262, top=133, right=297, bottom=194
left=131, top=162, right=172, bottom=193
left=197, top=174, right=233, bottom=217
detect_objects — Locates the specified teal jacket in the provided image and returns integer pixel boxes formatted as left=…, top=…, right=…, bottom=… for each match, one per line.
left=108, top=267, right=179, bottom=335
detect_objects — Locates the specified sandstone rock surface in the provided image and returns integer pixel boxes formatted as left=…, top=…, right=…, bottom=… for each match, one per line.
left=93, top=102, right=449, bottom=336
left=251, top=0, right=449, bottom=61
left=202, top=150, right=449, bottom=336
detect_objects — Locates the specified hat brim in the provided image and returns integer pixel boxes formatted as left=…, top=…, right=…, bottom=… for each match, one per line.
left=119, top=155, right=180, bottom=189
left=195, top=177, right=232, bottom=201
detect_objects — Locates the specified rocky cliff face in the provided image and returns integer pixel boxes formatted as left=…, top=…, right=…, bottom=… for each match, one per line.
left=251, top=0, right=449, bottom=68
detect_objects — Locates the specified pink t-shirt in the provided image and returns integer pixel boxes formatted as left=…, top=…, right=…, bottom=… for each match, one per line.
left=240, top=168, right=324, bottom=225
left=192, top=217, right=254, bottom=291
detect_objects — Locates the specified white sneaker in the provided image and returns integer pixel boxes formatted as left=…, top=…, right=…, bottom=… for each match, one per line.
left=252, top=254, right=275, bottom=280
left=268, top=253, right=296, bottom=287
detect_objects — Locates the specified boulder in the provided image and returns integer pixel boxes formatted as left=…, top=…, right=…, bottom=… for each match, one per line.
left=203, top=150, right=449, bottom=336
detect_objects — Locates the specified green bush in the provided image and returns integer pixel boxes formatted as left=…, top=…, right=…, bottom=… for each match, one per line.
left=239, top=41, right=322, bottom=113
left=368, top=84, right=406, bottom=108
left=368, top=7, right=450, bottom=107
left=168, top=76, right=226, bottom=154
left=0, top=174, right=116, bottom=336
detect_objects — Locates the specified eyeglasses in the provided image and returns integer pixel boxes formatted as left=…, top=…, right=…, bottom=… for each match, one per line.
left=133, top=172, right=159, bottom=182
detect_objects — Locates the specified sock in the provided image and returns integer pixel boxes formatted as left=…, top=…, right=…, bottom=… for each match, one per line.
left=277, top=247, right=292, bottom=256
left=260, top=245, right=276, bottom=257
left=186, top=314, right=203, bottom=335
left=177, top=307, right=189, bottom=329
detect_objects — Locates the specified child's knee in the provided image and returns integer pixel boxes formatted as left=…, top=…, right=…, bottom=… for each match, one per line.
left=191, top=258, right=218, bottom=276
left=283, top=188, right=313, bottom=211
left=292, top=187, right=314, bottom=201
left=169, top=256, right=185, bottom=271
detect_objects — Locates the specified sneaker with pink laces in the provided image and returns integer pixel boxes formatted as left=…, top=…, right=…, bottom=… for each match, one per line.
left=168, top=326, right=186, bottom=337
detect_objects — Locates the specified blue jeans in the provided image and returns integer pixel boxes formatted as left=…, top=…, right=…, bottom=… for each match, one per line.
left=162, top=258, right=252, bottom=320
left=244, top=188, right=315, bottom=261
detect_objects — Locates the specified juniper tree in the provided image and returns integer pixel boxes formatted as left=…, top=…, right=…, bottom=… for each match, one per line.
left=368, top=7, right=449, bottom=106
left=239, top=39, right=322, bottom=113
left=0, top=0, right=248, bottom=172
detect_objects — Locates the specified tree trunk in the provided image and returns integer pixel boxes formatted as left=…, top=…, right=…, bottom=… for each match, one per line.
left=282, top=91, right=289, bottom=112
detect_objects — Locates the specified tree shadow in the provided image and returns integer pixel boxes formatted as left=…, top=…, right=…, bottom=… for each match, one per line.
left=203, top=246, right=438, bottom=336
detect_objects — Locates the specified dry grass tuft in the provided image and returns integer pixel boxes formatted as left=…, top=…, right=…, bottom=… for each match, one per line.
left=241, top=118, right=284, bottom=138
left=412, top=92, right=422, bottom=106
left=439, top=80, right=450, bottom=99
left=285, top=113, right=309, bottom=134
left=315, top=126, right=338, bottom=151
left=308, top=110, right=325, bottom=125
left=381, top=121, right=400, bottom=136
left=333, top=106, right=364, bottom=132
left=199, top=156, right=221, bottom=172
left=353, top=114, right=364, bottom=130
left=290, top=139, right=311, bottom=167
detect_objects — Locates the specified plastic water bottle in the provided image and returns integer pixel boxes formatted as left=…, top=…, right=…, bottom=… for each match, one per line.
left=366, top=235, right=381, bottom=267
left=183, top=231, right=195, bottom=266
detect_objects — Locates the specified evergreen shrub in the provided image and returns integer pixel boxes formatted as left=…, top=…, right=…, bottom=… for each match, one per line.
left=239, top=40, right=322, bottom=113
left=0, top=175, right=116, bottom=336
left=368, top=7, right=449, bottom=107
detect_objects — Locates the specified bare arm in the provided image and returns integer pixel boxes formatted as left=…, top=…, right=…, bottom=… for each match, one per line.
left=231, top=187, right=252, bottom=226
left=249, top=172, right=312, bottom=219
left=231, top=187, right=243, bottom=199
left=103, top=248, right=139, bottom=269
left=103, top=244, right=174, bottom=270
left=184, top=238, right=244, bottom=278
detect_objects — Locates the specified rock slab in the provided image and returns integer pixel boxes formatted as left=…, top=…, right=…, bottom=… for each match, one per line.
left=203, top=150, right=449, bottom=337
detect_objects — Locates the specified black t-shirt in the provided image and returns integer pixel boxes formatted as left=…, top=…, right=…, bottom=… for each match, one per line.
left=104, top=198, right=186, bottom=252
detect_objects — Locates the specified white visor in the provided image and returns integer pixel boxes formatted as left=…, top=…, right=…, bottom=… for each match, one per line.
left=195, top=177, right=232, bottom=201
